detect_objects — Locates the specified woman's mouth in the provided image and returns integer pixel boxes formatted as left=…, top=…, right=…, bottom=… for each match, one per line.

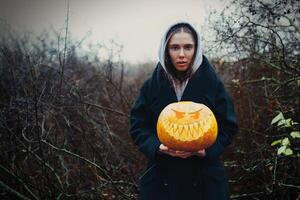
left=176, top=61, right=187, bottom=67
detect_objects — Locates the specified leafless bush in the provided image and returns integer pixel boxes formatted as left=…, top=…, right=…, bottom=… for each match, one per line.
left=207, top=0, right=300, bottom=199
left=0, top=25, right=147, bottom=199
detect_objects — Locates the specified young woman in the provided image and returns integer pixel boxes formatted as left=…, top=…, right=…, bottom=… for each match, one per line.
left=130, top=22, right=238, bottom=200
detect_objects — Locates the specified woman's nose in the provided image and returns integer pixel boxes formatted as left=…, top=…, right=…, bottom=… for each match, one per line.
left=179, top=48, right=185, bottom=57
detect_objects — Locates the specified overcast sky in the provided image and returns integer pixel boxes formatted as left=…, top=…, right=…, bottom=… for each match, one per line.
left=0, top=0, right=227, bottom=63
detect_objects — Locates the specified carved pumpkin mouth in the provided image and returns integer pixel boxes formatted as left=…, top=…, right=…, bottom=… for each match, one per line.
left=162, top=118, right=211, bottom=141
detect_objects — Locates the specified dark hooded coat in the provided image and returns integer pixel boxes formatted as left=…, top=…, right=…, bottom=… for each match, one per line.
left=130, top=55, right=238, bottom=200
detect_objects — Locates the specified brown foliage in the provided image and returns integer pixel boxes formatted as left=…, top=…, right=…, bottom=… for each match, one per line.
left=207, top=0, right=300, bottom=199
left=0, top=29, right=145, bottom=199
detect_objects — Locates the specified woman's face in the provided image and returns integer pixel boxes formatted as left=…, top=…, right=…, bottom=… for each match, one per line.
left=168, top=31, right=195, bottom=72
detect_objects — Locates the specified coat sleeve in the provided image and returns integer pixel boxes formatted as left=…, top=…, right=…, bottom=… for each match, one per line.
left=205, top=77, right=238, bottom=160
left=129, top=82, right=161, bottom=161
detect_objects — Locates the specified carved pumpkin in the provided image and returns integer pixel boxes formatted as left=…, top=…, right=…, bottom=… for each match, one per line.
left=157, top=101, right=218, bottom=151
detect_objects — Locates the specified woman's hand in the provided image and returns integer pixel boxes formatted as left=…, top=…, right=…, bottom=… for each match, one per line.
left=159, top=144, right=206, bottom=159
left=193, top=149, right=206, bottom=157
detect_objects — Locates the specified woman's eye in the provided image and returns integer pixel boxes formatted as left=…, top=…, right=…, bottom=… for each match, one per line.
left=170, top=46, right=179, bottom=50
left=184, top=45, right=194, bottom=50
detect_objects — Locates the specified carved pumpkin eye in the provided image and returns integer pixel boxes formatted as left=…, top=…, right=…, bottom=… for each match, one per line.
left=188, top=109, right=202, bottom=119
left=172, top=109, right=185, bottom=118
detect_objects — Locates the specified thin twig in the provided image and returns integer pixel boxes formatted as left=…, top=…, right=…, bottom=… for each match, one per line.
left=59, top=0, right=70, bottom=92
left=41, top=139, right=132, bottom=199
left=0, top=164, right=39, bottom=200
left=81, top=101, right=129, bottom=118
left=41, top=139, right=110, bottom=181
left=0, top=180, right=32, bottom=200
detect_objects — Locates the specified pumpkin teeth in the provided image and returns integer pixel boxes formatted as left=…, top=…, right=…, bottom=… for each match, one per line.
left=173, top=123, right=178, bottom=132
left=198, top=123, right=204, bottom=136
left=174, top=127, right=180, bottom=139
left=168, top=124, right=174, bottom=136
left=193, top=127, right=198, bottom=138
left=181, top=125, right=189, bottom=141
left=178, top=125, right=183, bottom=135
left=172, top=124, right=178, bottom=138
left=165, top=121, right=173, bottom=135
left=184, top=124, right=194, bottom=141
left=184, top=125, right=189, bottom=132
left=195, top=122, right=200, bottom=133
left=193, top=123, right=197, bottom=130
left=203, top=119, right=210, bottom=132
left=189, top=124, right=195, bottom=139
left=165, top=118, right=212, bottom=141
left=189, top=124, right=194, bottom=139
left=182, top=124, right=189, bottom=140
left=190, top=126, right=195, bottom=140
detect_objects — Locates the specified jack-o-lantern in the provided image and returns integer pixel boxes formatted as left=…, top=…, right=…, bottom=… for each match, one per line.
left=157, top=101, right=218, bottom=151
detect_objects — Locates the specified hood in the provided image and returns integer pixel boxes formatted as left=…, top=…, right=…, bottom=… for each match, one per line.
left=158, top=22, right=203, bottom=75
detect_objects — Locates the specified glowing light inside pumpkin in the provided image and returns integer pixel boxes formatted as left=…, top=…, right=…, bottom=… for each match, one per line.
left=157, top=101, right=218, bottom=151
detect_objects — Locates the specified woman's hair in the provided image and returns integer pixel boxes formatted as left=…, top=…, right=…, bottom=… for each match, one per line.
left=164, top=23, right=198, bottom=82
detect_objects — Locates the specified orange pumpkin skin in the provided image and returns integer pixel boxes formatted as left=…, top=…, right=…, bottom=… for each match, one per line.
left=157, top=101, right=218, bottom=152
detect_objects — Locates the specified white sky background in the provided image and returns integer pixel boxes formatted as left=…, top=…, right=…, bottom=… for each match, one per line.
left=0, top=0, right=227, bottom=63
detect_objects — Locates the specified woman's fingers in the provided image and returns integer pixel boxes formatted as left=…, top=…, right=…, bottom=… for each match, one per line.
left=159, top=144, right=204, bottom=158
left=159, top=144, right=169, bottom=151
left=164, top=150, right=194, bottom=158
left=177, top=152, right=194, bottom=158
left=193, top=149, right=206, bottom=157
